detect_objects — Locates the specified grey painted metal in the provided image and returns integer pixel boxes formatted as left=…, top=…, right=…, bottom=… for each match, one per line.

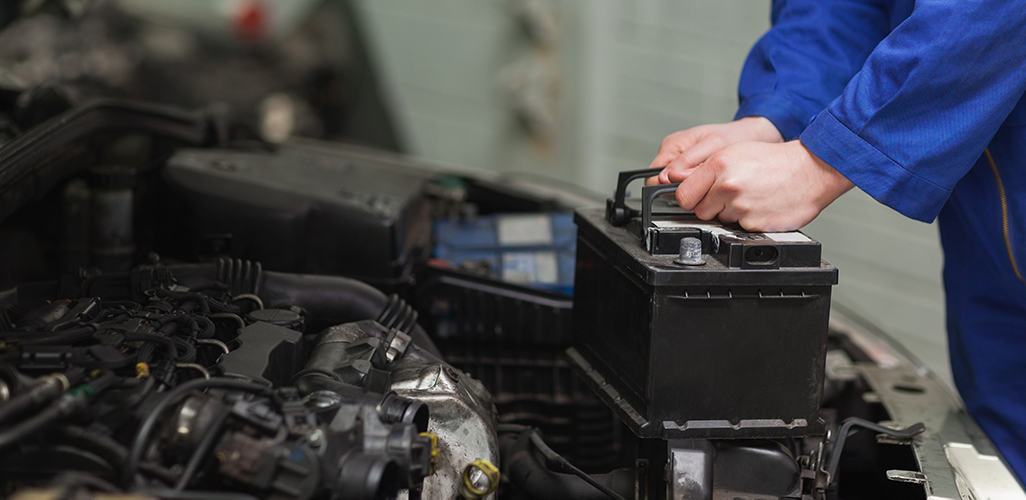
left=831, top=310, right=1026, bottom=500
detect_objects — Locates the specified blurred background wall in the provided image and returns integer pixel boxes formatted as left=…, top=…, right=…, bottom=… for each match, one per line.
left=351, top=0, right=950, bottom=385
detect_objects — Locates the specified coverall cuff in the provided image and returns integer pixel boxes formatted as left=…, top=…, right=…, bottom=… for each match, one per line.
left=734, top=93, right=812, bottom=141
left=800, top=110, right=948, bottom=223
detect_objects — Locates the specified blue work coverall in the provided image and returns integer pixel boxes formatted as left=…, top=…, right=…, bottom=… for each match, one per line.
left=734, top=0, right=1026, bottom=481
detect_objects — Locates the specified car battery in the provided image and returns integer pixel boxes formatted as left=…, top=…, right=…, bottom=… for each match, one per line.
left=567, top=169, right=837, bottom=440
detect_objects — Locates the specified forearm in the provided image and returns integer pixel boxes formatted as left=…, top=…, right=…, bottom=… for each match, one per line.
left=801, top=0, right=1026, bottom=222
left=736, top=0, right=896, bottom=140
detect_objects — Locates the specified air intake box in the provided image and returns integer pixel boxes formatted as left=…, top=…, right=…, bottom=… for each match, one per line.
left=163, top=144, right=434, bottom=287
left=567, top=170, right=837, bottom=440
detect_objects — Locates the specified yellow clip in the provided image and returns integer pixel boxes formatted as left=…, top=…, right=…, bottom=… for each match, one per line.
left=459, top=459, right=499, bottom=498
left=420, top=432, right=440, bottom=476
left=135, top=362, right=151, bottom=378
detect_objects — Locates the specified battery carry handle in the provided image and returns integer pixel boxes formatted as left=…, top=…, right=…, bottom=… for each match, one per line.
left=606, top=168, right=664, bottom=226
left=641, top=183, right=681, bottom=231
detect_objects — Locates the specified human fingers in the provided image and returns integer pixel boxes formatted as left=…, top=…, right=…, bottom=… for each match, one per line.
left=649, top=118, right=785, bottom=186
left=647, top=128, right=724, bottom=186
left=659, top=134, right=729, bottom=184
left=648, top=129, right=706, bottom=170
left=674, top=160, right=719, bottom=216
left=691, top=174, right=734, bottom=222
left=715, top=205, right=740, bottom=225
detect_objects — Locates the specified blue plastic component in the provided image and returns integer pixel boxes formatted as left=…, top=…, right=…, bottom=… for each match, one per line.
left=433, top=212, right=576, bottom=295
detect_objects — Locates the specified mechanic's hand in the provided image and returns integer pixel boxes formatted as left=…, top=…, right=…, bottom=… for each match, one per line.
left=676, top=140, right=854, bottom=232
left=647, top=116, right=783, bottom=185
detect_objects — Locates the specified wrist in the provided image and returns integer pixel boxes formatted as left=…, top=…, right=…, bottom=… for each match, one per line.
left=735, top=116, right=785, bottom=144
left=794, top=141, right=855, bottom=208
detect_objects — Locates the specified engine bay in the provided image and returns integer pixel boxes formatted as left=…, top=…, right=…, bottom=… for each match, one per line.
left=0, top=89, right=1007, bottom=500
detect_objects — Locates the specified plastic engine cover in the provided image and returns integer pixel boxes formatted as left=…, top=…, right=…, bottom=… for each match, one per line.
left=164, top=144, right=434, bottom=286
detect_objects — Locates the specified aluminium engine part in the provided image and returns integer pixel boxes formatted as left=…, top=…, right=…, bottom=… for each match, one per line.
left=301, top=319, right=499, bottom=499
left=668, top=440, right=713, bottom=500
left=324, top=401, right=436, bottom=498
left=389, top=362, right=499, bottom=500
left=666, top=439, right=809, bottom=500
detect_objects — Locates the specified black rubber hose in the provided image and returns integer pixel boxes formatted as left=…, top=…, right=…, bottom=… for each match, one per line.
left=169, top=263, right=441, bottom=357
left=83, top=371, right=117, bottom=393
left=186, top=282, right=231, bottom=293
left=14, top=326, right=95, bottom=345
left=0, top=363, right=31, bottom=390
left=155, top=291, right=238, bottom=315
left=154, top=289, right=210, bottom=314
left=52, top=471, right=122, bottom=493
left=194, top=316, right=215, bottom=339
left=0, top=376, right=65, bottom=426
left=499, top=432, right=634, bottom=500
left=124, top=333, right=178, bottom=361
left=169, top=336, right=197, bottom=363
left=136, top=343, right=156, bottom=365
left=0, top=396, right=80, bottom=450
left=55, top=425, right=129, bottom=469
left=138, top=462, right=178, bottom=485
left=262, top=271, right=440, bottom=357
left=155, top=312, right=201, bottom=337
left=260, top=271, right=397, bottom=327
left=122, top=377, right=156, bottom=409
left=123, top=378, right=274, bottom=487
left=205, top=297, right=240, bottom=314
left=0, top=372, right=114, bottom=451
left=0, top=368, right=84, bottom=426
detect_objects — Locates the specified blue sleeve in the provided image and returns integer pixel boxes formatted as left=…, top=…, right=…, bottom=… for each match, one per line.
left=735, top=0, right=897, bottom=141
left=800, top=1, right=1026, bottom=222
